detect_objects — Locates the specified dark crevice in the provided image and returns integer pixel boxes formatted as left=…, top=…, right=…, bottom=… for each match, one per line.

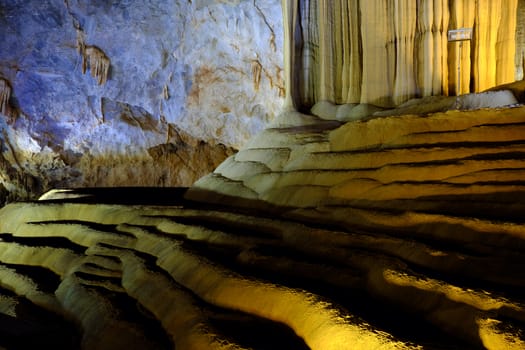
left=28, top=220, right=136, bottom=239
left=81, top=261, right=121, bottom=273
left=35, top=187, right=190, bottom=205
left=74, top=270, right=122, bottom=285
left=176, top=237, right=478, bottom=349
left=0, top=262, right=61, bottom=294
left=0, top=232, right=86, bottom=254
left=408, top=122, right=525, bottom=136
left=144, top=214, right=282, bottom=240
left=206, top=310, right=311, bottom=350
left=81, top=285, right=173, bottom=350
left=0, top=295, right=80, bottom=349
left=324, top=140, right=525, bottom=154
left=93, top=245, right=312, bottom=350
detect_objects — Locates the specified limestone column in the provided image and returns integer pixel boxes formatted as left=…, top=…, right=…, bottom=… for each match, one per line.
left=516, top=0, right=525, bottom=80
left=343, top=0, right=362, bottom=104
left=416, top=0, right=447, bottom=97
left=435, top=0, right=449, bottom=95
left=496, top=0, right=518, bottom=85
left=318, top=0, right=335, bottom=102
left=448, top=0, right=475, bottom=95
left=393, top=0, right=417, bottom=105
left=474, top=0, right=502, bottom=91
left=360, top=0, right=394, bottom=107
left=417, top=0, right=435, bottom=97
left=298, top=0, right=318, bottom=108
left=386, top=0, right=396, bottom=104
left=282, top=0, right=300, bottom=110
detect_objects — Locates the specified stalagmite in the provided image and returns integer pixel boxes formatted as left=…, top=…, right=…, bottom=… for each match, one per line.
left=0, top=78, right=11, bottom=116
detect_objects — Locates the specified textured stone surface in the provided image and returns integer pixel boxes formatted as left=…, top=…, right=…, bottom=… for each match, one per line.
left=2, top=104, right=525, bottom=348
left=285, top=0, right=519, bottom=109
left=0, top=0, right=283, bottom=204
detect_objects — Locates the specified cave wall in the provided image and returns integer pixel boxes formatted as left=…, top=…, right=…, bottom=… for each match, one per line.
left=0, top=0, right=284, bottom=204
left=285, top=0, right=519, bottom=109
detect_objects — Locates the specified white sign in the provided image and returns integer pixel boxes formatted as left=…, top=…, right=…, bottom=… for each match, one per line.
left=448, top=28, right=473, bottom=42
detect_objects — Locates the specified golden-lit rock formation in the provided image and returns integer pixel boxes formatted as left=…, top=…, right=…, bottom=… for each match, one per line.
left=187, top=102, right=525, bottom=349
left=1, top=1, right=525, bottom=349
left=285, top=0, right=519, bottom=109
left=0, top=192, right=418, bottom=349
left=2, top=97, right=525, bottom=348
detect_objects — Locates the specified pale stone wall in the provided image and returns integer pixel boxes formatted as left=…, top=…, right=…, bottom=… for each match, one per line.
left=0, top=0, right=283, bottom=204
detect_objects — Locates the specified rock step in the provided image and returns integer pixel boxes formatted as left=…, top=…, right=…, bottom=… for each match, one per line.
left=330, top=107, right=525, bottom=151
left=285, top=144, right=525, bottom=171
left=234, top=147, right=291, bottom=171
left=0, top=193, right=524, bottom=349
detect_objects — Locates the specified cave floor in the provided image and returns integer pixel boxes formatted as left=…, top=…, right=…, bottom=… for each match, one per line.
left=0, top=186, right=523, bottom=349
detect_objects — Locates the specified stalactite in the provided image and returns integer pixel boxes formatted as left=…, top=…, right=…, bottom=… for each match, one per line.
left=470, top=0, right=517, bottom=91
left=251, top=59, right=263, bottom=91
left=82, top=46, right=110, bottom=85
left=338, top=0, right=351, bottom=103
left=296, top=0, right=317, bottom=108
left=77, top=29, right=110, bottom=86
left=317, top=0, right=334, bottom=102
left=360, top=0, right=394, bottom=107
left=516, top=0, right=525, bottom=80
left=385, top=0, right=397, bottom=104
left=281, top=0, right=300, bottom=110
left=393, top=0, right=417, bottom=105
left=0, top=78, right=11, bottom=116
left=448, top=0, right=475, bottom=95
left=343, top=0, right=361, bottom=104
left=435, top=0, right=449, bottom=95
left=474, top=0, right=501, bottom=91
left=417, top=0, right=434, bottom=97
left=283, top=0, right=518, bottom=114
left=496, top=0, right=518, bottom=86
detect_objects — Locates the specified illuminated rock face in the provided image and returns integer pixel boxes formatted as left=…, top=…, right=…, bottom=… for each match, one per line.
left=1, top=103, right=525, bottom=348
left=0, top=0, right=283, bottom=204
left=1, top=2, right=525, bottom=349
left=284, top=0, right=519, bottom=109
left=186, top=104, right=525, bottom=349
